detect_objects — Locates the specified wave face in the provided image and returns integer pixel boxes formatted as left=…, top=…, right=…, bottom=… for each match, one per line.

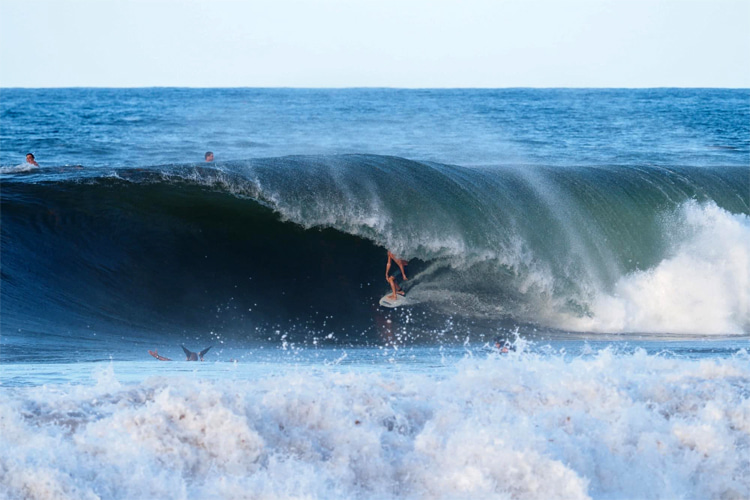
left=1, top=155, right=749, bottom=341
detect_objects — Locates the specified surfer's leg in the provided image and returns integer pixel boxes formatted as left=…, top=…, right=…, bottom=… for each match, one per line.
left=387, top=276, right=400, bottom=300
left=392, top=275, right=406, bottom=295
left=396, top=260, right=408, bottom=280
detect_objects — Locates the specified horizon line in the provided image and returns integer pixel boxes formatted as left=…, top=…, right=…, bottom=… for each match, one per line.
left=1, top=85, right=749, bottom=90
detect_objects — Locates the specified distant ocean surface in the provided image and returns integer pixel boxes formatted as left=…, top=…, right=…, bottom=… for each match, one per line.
left=1, top=88, right=749, bottom=499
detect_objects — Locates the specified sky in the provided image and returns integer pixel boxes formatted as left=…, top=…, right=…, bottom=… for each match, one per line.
left=1, top=0, right=748, bottom=88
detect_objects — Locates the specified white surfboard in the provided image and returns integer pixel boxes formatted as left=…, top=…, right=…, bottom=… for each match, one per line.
left=379, top=293, right=414, bottom=308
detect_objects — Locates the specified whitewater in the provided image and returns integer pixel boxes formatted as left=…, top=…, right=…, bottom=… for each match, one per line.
left=1, top=88, right=748, bottom=499
left=2, top=346, right=749, bottom=500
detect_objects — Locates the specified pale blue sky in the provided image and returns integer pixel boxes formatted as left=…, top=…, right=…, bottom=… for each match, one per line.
left=1, top=0, right=748, bottom=88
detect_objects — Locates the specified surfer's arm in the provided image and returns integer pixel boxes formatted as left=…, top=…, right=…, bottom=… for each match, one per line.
left=385, top=253, right=393, bottom=280
left=199, top=346, right=212, bottom=360
left=149, top=350, right=171, bottom=361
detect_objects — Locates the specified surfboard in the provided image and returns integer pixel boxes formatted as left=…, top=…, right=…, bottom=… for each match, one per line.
left=379, top=293, right=412, bottom=308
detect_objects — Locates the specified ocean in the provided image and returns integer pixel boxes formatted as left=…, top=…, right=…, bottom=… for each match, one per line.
left=0, top=88, right=748, bottom=499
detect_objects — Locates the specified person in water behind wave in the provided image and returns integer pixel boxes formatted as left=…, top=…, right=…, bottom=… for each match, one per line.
left=182, top=345, right=212, bottom=361
left=385, top=250, right=408, bottom=300
left=26, top=153, right=39, bottom=166
left=148, top=345, right=212, bottom=361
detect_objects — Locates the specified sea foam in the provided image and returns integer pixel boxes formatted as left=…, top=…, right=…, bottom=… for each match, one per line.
left=1, top=349, right=748, bottom=500
left=568, top=201, right=750, bottom=335
left=0, top=164, right=38, bottom=174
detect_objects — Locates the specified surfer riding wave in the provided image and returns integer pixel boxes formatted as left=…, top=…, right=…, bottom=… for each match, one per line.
left=385, top=251, right=408, bottom=300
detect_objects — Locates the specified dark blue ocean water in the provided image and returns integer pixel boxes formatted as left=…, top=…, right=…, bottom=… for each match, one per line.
left=0, top=88, right=749, bottom=500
